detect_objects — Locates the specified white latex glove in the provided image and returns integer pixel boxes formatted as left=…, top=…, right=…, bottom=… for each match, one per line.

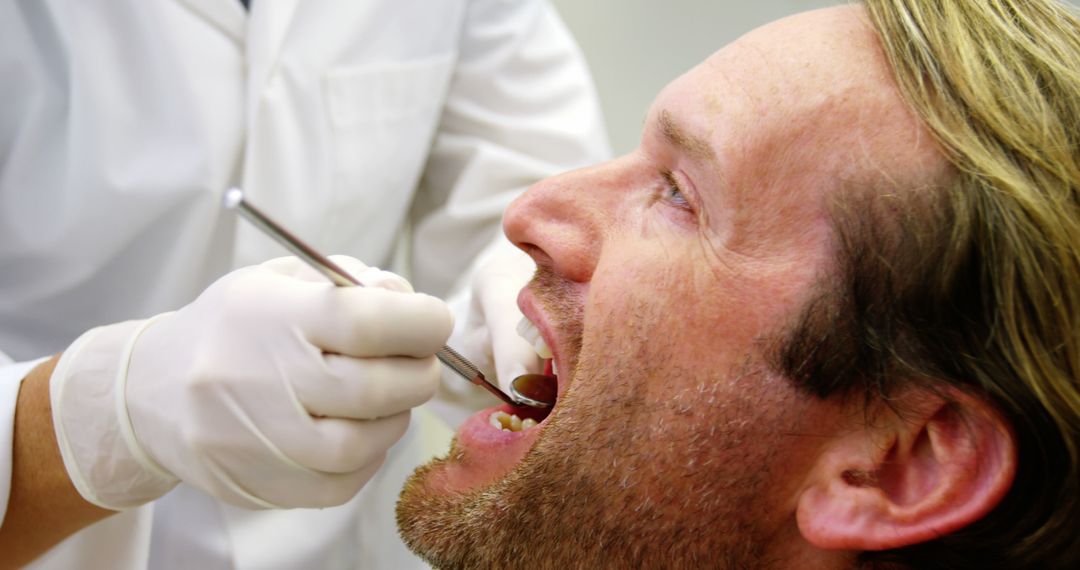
left=50, top=256, right=452, bottom=510
left=447, top=243, right=541, bottom=399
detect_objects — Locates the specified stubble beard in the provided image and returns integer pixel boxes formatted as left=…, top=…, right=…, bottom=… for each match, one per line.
left=397, top=269, right=787, bottom=569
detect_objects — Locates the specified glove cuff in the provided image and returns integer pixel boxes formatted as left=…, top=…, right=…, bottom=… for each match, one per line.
left=50, top=316, right=180, bottom=510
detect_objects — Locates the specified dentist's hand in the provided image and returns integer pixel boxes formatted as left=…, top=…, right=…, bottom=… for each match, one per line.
left=449, top=244, right=541, bottom=397
left=49, top=256, right=452, bottom=510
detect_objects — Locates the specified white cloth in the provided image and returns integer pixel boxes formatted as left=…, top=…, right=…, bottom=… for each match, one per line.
left=0, top=0, right=610, bottom=566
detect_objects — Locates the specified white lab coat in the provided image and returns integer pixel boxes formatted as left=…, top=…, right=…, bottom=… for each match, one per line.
left=0, top=0, right=610, bottom=567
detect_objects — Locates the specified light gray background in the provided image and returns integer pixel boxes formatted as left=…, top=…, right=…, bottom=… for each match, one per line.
left=552, top=0, right=1080, bottom=155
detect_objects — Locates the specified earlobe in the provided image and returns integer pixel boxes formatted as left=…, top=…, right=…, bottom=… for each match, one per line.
left=796, top=388, right=1017, bottom=552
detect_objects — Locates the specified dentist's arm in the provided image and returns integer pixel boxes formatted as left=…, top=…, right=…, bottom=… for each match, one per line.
left=0, top=256, right=451, bottom=566
left=0, top=356, right=111, bottom=569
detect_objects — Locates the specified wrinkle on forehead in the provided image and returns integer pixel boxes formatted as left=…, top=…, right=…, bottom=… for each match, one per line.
left=680, top=6, right=948, bottom=257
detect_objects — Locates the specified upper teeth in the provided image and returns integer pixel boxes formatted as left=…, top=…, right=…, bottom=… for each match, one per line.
left=516, top=317, right=553, bottom=359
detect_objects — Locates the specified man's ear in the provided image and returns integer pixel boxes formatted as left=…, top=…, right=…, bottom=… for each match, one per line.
left=796, top=387, right=1016, bottom=551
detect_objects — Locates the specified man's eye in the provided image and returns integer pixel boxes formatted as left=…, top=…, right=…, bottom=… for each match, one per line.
left=662, top=170, right=692, bottom=210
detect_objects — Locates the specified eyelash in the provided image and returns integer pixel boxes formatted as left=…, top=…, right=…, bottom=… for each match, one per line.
left=661, top=170, right=693, bottom=212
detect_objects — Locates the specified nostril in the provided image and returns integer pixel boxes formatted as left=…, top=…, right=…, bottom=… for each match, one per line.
left=516, top=242, right=552, bottom=268
left=503, top=173, right=602, bottom=285
left=502, top=189, right=541, bottom=247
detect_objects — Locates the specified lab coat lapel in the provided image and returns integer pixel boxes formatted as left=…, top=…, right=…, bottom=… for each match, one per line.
left=246, top=0, right=302, bottom=94
left=174, top=0, right=246, bottom=43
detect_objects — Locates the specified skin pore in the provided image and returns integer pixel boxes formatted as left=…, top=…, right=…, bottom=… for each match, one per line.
left=398, top=6, right=967, bottom=569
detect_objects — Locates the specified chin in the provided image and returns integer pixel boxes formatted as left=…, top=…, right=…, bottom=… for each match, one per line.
left=395, top=347, right=798, bottom=570
left=395, top=354, right=568, bottom=568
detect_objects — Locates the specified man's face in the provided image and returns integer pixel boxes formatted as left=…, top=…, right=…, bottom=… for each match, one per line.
left=399, top=6, right=946, bottom=568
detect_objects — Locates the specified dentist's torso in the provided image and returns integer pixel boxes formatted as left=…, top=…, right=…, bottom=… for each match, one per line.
left=0, top=0, right=463, bottom=361
left=3, top=1, right=460, bottom=567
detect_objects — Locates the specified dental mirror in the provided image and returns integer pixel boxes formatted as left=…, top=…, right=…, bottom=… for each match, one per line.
left=509, top=374, right=557, bottom=409
left=223, top=188, right=553, bottom=409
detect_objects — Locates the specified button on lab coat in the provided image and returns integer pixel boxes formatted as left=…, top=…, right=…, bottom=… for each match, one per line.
left=0, top=0, right=610, bottom=566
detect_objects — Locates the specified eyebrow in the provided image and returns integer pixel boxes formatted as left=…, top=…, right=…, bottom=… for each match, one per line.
left=659, top=109, right=715, bottom=163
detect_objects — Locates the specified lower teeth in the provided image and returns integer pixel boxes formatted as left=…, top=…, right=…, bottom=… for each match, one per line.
left=489, top=411, right=538, bottom=432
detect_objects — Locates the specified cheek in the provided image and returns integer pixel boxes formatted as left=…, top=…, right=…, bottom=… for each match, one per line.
left=577, top=241, right=839, bottom=446
left=539, top=252, right=850, bottom=529
left=585, top=244, right=786, bottom=379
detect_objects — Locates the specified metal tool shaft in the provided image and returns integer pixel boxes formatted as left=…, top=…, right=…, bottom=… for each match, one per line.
left=223, top=188, right=517, bottom=406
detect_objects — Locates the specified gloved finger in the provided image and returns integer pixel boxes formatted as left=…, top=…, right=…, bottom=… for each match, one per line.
left=299, top=455, right=385, bottom=508
left=295, top=354, right=441, bottom=419
left=209, top=450, right=387, bottom=509
left=476, top=248, right=542, bottom=392
left=347, top=263, right=413, bottom=293
left=316, top=256, right=413, bottom=293
left=259, top=256, right=305, bottom=275
left=258, top=255, right=368, bottom=282
left=261, top=255, right=414, bottom=293
left=275, top=412, right=411, bottom=474
left=300, top=287, right=454, bottom=358
left=493, top=321, right=543, bottom=394
left=477, top=244, right=536, bottom=288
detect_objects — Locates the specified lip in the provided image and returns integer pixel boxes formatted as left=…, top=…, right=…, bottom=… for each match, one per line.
left=432, top=288, right=566, bottom=493
left=516, top=287, right=567, bottom=400
left=437, top=402, right=548, bottom=492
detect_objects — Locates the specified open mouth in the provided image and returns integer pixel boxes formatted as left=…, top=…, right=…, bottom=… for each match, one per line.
left=488, top=358, right=557, bottom=432
left=435, top=316, right=563, bottom=492
left=469, top=311, right=562, bottom=439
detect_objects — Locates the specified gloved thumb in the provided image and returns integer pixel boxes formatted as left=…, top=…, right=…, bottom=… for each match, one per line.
left=474, top=249, right=542, bottom=394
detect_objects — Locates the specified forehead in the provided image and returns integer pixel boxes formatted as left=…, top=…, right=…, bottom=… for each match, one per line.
left=647, top=6, right=947, bottom=245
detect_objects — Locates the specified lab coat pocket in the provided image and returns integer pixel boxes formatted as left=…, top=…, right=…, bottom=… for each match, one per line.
left=323, top=53, right=455, bottom=262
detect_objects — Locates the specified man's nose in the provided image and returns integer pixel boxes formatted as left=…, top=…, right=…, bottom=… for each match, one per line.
left=503, top=162, right=616, bottom=283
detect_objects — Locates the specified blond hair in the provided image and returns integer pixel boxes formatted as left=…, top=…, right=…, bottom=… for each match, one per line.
left=774, top=0, right=1078, bottom=566
left=861, top=0, right=1080, bottom=566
